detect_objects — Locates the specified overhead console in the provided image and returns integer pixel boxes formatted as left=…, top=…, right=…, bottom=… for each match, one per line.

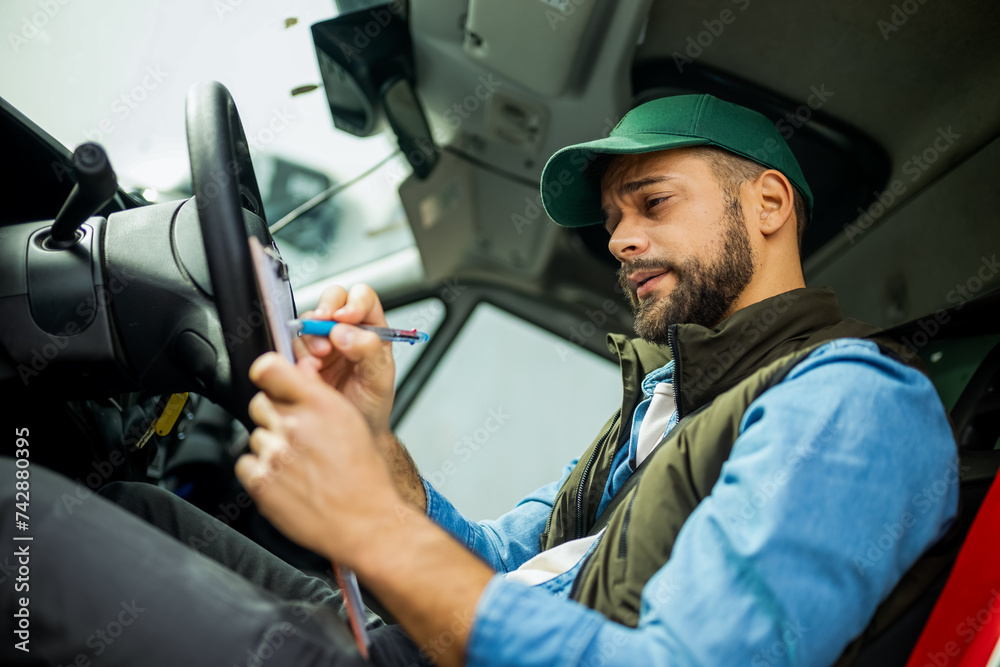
left=462, top=0, right=598, bottom=98
left=397, top=0, right=654, bottom=280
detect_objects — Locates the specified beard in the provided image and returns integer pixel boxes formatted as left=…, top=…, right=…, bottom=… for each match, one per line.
left=617, top=193, right=756, bottom=344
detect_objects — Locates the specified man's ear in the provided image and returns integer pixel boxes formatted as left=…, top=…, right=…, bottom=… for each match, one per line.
left=753, top=170, right=795, bottom=237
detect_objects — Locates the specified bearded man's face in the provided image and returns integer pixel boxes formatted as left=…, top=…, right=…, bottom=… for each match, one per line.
left=601, top=149, right=757, bottom=343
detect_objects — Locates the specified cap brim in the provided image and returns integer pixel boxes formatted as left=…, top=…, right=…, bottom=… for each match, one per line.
left=540, top=134, right=709, bottom=228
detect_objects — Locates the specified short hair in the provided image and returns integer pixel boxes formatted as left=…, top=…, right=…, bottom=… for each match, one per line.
left=585, top=147, right=810, bottom=249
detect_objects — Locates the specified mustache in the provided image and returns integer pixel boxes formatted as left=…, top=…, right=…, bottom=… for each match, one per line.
left=617, top=258, right=679, bottom=293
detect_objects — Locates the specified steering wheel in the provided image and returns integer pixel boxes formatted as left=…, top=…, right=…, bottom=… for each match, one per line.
left=184, top=81, right=288, bottom=428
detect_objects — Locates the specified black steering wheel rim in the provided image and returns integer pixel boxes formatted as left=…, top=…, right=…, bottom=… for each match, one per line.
left=184, top=81, right=275, bottom=428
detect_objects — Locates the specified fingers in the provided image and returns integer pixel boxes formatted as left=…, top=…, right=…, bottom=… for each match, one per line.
left=313, top=285, right=349, bottom=319
left=247, top=426, right=285, bottom=457
left=249, top=352, right=314, bottom=404
left=299, top=284, right=386, bottom=358
left=240, top=425, right=299, bottom=497
left=236, top=426, right=284, bottom=493
left=234, top=453, right=264, bottom=492
left=330, top=284, right=387, bottom=326
left=248, top=390, right=281, bottom=429
left=299, top=286, right=347, bottom=357
left=297, top=329, right=331, bottom=358
left=296, top=355, right=323, bottom=377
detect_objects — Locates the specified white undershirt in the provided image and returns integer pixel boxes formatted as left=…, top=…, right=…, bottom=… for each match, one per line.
left=506, top=381, right=677, bottom=585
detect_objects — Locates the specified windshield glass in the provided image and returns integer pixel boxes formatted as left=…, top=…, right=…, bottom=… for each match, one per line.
left=1, top=0, right=419, bottom=290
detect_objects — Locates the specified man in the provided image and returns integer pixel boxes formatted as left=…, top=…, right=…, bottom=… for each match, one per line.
left=1, top=94, right=957, bottom=666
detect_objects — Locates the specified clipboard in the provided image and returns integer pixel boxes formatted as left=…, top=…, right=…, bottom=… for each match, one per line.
left=248, top=236, right=373, bottom=658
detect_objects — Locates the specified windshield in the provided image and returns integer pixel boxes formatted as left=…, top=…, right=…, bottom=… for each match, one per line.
left=1, top=0, right=419, bottom=290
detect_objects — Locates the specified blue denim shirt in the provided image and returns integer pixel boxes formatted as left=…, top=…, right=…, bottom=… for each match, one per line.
left=422, top=339, right=959, bottom=665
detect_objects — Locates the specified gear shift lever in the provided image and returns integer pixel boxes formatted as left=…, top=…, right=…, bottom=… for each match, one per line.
left=49, top=142, right=118, bottom=249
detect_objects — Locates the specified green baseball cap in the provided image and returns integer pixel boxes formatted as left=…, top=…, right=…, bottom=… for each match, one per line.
left=540, top=94, right=813, bottom=227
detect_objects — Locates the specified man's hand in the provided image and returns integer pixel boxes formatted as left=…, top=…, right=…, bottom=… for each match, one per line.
left=238, top=352, right=494, bottom=667
left=294, top=284, right=427, bottom=512
left=236, top=352, right=402, bottom=563
left=294, top=284, right=396, bottom=441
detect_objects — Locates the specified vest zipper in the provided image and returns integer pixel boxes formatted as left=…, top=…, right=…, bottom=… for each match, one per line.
left=667, top=325, right=684, bottom=420
left=575, top=407, right=620, bottom=540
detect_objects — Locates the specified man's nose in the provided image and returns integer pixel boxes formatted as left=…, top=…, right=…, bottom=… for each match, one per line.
left=608, top=214, right=649, bottom=260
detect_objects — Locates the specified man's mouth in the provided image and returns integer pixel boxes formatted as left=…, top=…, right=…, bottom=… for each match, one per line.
left=630, top=270, right=670, bottom=298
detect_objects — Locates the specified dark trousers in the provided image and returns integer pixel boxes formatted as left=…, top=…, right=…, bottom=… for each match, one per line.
left=0, top=457, right=429, bottom=666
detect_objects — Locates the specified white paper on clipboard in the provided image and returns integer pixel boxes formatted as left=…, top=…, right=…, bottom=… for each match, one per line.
left=248, top=237, right=296, bottom=363
left=248, top=236, right=372, bottom=656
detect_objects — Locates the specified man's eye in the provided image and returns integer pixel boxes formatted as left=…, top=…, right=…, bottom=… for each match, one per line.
left=646, top=196, right=669, bottom=209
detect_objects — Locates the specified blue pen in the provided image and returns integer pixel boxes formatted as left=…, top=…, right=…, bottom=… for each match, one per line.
left=289, top=319, right=430, bottom=344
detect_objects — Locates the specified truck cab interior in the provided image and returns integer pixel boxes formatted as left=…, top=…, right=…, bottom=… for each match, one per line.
left=1, top=1, right=998, bottom=663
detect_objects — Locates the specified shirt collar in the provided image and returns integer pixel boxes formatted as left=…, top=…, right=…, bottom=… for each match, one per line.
left=641, top=360, right=674, bottom=398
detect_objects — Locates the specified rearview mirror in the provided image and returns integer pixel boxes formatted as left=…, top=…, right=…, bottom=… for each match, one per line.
left=381, top=77, right=439, bottom=179
left=311, top=5, right=439, bottom=178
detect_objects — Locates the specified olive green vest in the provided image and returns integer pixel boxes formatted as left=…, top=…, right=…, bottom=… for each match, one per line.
left=540, top=288, right=957, bottom=663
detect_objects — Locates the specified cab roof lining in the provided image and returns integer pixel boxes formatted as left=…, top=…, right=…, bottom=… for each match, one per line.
left=635, top=0, right=1000, bottom=241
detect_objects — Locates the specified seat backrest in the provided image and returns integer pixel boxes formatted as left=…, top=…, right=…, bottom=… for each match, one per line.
left=847, top=324, right=1000, bottom=665
left=904, top=470, right=1000, bottom=666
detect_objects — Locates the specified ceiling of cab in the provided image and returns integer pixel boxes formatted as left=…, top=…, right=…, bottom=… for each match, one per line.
left=633, top=0, right=1000, bottom=324
left=636, top=0, right=1000, bottom=236
left=405, top=0, right=1000, bottom=320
